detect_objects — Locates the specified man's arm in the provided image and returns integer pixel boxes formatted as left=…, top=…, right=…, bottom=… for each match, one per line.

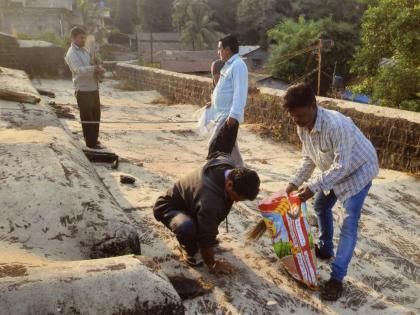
left=307, top=125, right=354, bottom=194
left=65, top=51, right=96, bottom=78
left=196, top=204, right=234, bottom=274
left=228, top=61, right=248, bottom=124
left=290, top=145, right=316, bottom=188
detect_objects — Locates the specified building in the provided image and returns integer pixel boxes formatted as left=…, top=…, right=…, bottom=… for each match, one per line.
left=0, top=0, right=82, bottom=37
left=137, top=31, right=191, bottom=63
left=239, top=46, right=269, bottom=72
left=154, top=50, right=217, bottom=73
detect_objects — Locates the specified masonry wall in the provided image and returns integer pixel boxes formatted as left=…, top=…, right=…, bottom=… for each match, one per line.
left=116, top=63, right=420, bottom=174
left=0, top=33, right=67, bottom=76
left=0, top=33, right=19, bottom=69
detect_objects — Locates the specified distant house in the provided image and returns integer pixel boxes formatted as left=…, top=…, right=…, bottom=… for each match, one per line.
left=155, top=50, right=217, bottom=73
left=0, top=0, right=82, bottom=37
left=239, top=46, right=268, bottom=72
left=137, top=31, right=192, bottom=62
left=248, top=72, right=288, bottom=90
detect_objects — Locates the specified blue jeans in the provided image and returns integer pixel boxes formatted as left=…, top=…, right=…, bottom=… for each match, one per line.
left=314, top=182, right=372, bottom=282
left=160, top=210, right=199, bottom=257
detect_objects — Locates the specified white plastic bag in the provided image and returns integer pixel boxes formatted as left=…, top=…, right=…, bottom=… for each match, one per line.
left=193, top=106, right=215, bottom=136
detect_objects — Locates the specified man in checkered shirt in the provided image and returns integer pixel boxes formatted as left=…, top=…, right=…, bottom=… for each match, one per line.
left=284, top=83, right=379, bottom=301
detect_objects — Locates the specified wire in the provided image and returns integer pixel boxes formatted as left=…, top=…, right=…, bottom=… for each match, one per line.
left=0, top=107, right=197, bottom=124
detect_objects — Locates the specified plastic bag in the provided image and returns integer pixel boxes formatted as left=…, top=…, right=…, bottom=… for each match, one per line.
left=258, top=191, right=318, bottom=289
left=193, top=106, right=215, bottom=136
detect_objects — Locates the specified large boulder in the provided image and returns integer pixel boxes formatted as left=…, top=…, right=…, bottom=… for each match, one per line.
left=0, top=67, right=140, bottom=259
left=0, top=246, right=184, bottom=315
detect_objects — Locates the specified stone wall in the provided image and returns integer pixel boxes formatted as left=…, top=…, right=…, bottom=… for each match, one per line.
left=0, top=32, right=19, bottom=69
left=116, top=63, right=420, bottom=174
left=0, top=33, right=67, bottom=76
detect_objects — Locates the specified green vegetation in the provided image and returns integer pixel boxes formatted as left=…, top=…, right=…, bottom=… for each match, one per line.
left=351, top=0, right=420, bottom=111
left=16, top=30, right=70, bottom=50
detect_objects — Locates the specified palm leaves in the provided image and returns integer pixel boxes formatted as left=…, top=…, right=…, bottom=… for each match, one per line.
left=180, top=2, right=219, bottom=50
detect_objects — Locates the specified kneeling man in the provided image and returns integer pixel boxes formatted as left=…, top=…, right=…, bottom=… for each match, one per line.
left=284, top=83, right=379, bottom=301
left=154, top=153, right=260, bottom=274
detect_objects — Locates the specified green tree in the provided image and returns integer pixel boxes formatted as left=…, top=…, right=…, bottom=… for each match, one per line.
left=114, top=0, right=138, bottom=34
left=351, top=0, right=420, bottom=111
left=180, top=1, right=219, bottom=50
left=138, top=0, right=173, bottom=32
left=267, top=16, right=358, bottom=93
left=236, top=0, right=293, bottom=46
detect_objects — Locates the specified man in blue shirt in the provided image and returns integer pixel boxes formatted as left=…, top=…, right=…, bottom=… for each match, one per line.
left=208, top=35, right=248, bottom=167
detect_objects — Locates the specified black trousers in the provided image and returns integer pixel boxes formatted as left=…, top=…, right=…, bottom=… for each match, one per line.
left=207, top=120, right=239, bottom=160
left=76, top=90, right=101, bottom=148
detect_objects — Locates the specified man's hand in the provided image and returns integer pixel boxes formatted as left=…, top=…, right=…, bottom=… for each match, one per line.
left=226, top=116, right=238, bottom=127
left=209, top=260, right=235, bottom=275
left=205, top=101, right=212, bottom=109
left=286, top=183, right=298, bottom=195
left=296, top=185, right=314, bottom=202
left=95, top=65, right=105, bottom=74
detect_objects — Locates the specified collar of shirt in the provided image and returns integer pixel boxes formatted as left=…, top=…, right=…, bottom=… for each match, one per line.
left=310, top=106, right=323, bottom=134
left=226, top=53, right=240, bottom=65
left=224, top=169, right=232, bottom=180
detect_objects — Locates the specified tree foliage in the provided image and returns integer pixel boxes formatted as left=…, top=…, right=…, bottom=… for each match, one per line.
left=138, top=0, right=174, bottom=32
left=177, top=1, right=219, bottom=50
left=236, top=0, right=292, bottom=46
left=267, top=16, right=358, bottom=93
left=114, top=0, right=138, bottom=34
left=351, top=0, right=420, bottom=111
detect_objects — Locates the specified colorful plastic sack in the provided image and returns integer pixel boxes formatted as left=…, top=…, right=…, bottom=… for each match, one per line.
left=258, top=191, right=318, bottom=289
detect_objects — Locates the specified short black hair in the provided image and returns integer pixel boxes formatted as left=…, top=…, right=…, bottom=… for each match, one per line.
left=228, top=168, right=260, bottom=200
left=283, top=83, right=316, bottom=111
left=219, top=34, right=239, bottom=54
left=71, top=26, right=86, bottom=38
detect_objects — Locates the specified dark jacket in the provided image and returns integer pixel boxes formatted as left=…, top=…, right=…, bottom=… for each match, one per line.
left=153, top=154, right=235, bottom=248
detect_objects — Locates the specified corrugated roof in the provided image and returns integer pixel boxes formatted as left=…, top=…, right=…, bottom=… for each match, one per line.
left=239, top=46, right=261, bottom=56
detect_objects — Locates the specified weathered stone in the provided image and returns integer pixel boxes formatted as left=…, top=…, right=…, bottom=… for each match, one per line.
left=0, top=248, right=184, bottom=315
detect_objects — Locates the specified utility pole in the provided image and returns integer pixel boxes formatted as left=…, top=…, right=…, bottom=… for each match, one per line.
left=150, top=32, right=154, bottom=64
left=317, top=39, right=322, bottom=96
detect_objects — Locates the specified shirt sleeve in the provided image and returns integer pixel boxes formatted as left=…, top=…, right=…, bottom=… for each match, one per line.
left=196, top=202, right=220, bottom=248
left=65, top=51, right=96, bottom=78
left=290, top=145, right=316, bottom=187
left=307, top=123, right=354, bottom=193
left=229, top=61, right=248, bottom=121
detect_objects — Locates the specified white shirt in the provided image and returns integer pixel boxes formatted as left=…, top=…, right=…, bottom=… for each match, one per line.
left=65, top=43, right=98, bottom=92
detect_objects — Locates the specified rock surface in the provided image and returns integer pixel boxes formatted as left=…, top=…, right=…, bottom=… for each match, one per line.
left=0, top=246, right=184, bottom=315
left=0, top=68, right=140, bottom=260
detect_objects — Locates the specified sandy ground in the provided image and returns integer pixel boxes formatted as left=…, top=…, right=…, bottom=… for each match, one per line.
left=33, top=77, right=420, bottom=315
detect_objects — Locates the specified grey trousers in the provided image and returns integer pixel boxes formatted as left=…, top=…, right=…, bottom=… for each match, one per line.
left=208, top=117, right=244, bottom=167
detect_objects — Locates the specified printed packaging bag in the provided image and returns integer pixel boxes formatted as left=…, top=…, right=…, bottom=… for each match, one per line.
left=258, top=191, right=318, bottom=289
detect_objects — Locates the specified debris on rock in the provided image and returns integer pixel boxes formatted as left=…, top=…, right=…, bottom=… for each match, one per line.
left=120, top=174, right=136, bottom=184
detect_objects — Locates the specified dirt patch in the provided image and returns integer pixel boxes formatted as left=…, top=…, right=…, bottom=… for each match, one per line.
left=169, top=276, right=213, bottom=300
left=0, top=264, right=28, bottom=278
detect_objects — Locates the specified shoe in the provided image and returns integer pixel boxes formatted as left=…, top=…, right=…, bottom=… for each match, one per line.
left=315, top=244, right=333, bottom=261
left=321, top=278, right=343, bottom=301
left=178, top=246, right=203, bottom=268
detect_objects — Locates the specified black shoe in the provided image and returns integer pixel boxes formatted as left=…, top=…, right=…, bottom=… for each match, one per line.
left=321, top=278, right=343, bottom=301
left=315, top=244, right=333, bottom=261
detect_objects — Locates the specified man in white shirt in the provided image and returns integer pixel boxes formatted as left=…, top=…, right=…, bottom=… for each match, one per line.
left=65, top=27, right=104, bottom=149
left=207, top=34, right=248, bottom=167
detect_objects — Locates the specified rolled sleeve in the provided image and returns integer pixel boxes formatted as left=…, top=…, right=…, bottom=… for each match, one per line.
left=229, top=61, right=248, bottom=122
